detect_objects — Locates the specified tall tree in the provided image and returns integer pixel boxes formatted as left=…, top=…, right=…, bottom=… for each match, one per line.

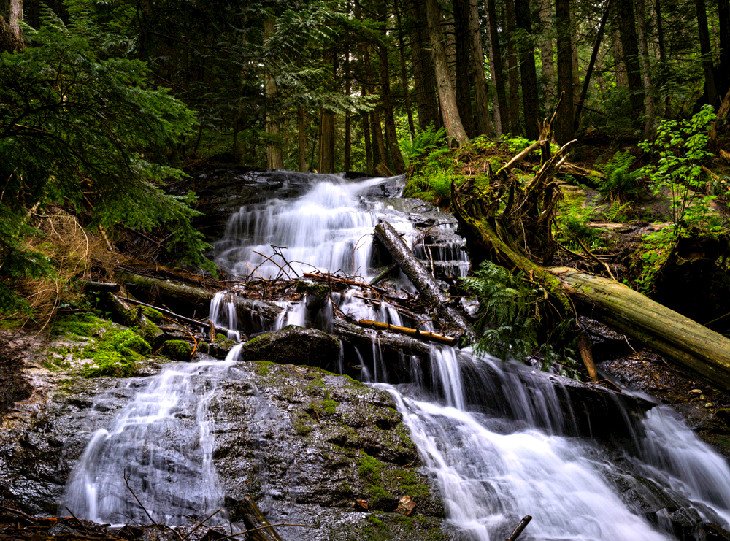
left=468, top=0, right=493, bottom=136
left=717, top=0, right=730, bottom=98
left=407, top=0, right=442, bottom=129
left=263, top=16, right=284, bottom=170
left=454, top=0, right=476, bottom=136
left=695, top=0, right=718, bottom=105
left=615, top=0, right=645, bottom=124
left=377, top=1, right=405, bottom=174
left=636, top=0, right=656, bottom=135
left=425, top=0, right=469, bottom=145
left=538, top=0, right=556, bottom=103
left=0, top=0, right=23, bottom=51
left=505, top=0, right=522, bottom=133
left=514, top=0, right=540, bottom=140
left=485, top=0, right=507, bottom=134
left=555, top=0, right=575, bottom=143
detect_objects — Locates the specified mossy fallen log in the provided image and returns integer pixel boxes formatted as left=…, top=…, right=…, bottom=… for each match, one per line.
left=550, top=266, right=730, bottom=390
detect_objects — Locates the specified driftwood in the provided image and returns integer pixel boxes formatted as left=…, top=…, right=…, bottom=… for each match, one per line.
left=333, top=319, right=430, bottom=357
left=373, top=221, right=472, bottom=339
left=356, top=319, right=458, bottom=345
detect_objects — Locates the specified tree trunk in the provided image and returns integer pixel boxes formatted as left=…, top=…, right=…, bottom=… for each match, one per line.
left=395, top=0, right=416, bottom=140
left=407, top=0, right=442, bottom=129
left=615, top=0, right=645, bottom=124
left=469, top=0, right=494, bottom=136
left=0, top=0, right=22, bottom=52
left=237, top=497, right=285, bottom=541
left=263, top=17, right=284, bottom=171
left=514, top=0, right=540, bottom=140
left=485, top=0, right=507, bottom=135
left=454, top=0, right=476, bottom=136
left=319, top=109, right=336, bottom=173
left=655, top=0, right=670, bottom=116
left=555, top=0, right=575, bottom=143
left=636, top=0, right=656, bottom=136
left=378, top=29, right=406, bottom=173
left=344, top=3, right=353, bottom=172
left=696, top=0, right=719, bottom=106
left=298, top=107, right=308, bottom=172
left=719, top=0, right=730, bottom=98
left=574, top=0, right=612, bottom=130
left=538, top=0, right=556, bottom=104
left=505, top=0, right=522, bottom=134
left=371, top=110, right=389, bottom=174
left=425, top=0, right=469, bottom=145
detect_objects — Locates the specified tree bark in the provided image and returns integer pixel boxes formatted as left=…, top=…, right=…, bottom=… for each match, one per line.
left=719, top=0, right=730, bottom=98
left=374, top=221, right=472, bottom=338
left=238, top=497, right=284, bottom=541
left=514, top=0, right=541, bottom=140
left=454, top=0, right=476, bottom=136
left=0, top=0, right=22, bottom=52
left=636, top=0, right=656, bottom=136
left=505, top=0, right=522, bottom=134
left=538, top=0, right=556, bottom=103
left=555, top=0, right=575, bottom=143
left=469, top=0, right=494, bottom=136
left=426, top=0, right=469, bottom=145
left=696, top=0, right=719, bottom=106
left=655, top=0, right=670, bottom=116
left=407, top=0, right=442, bottom=129
left=263, top=17, right=284, bottom=171
left=318, top=109, right=336, bottom=173
left=377, top=15, right=406, bottom=174
left=394, top=0, right=416, bottom=139
left=615, top=0, right=645, bottom=124
left=485, top=0, right=507, bottom=135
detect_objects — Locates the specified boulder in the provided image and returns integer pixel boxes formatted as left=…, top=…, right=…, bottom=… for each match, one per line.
left=241, top=326, right=341, bottom=371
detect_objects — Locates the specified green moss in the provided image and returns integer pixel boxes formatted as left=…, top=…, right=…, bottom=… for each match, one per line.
left=358, top=452, right=385, bottom=479
left=136, top=319, right=162, bottom=343
left=291, top=411, right=314, bottom=436
left=52, top=312, right=111, bottom=338
left=322, top=397, right=338, bottom=415
left=141, top=306, right=164, bottom=323
left=255, top=360, right=275, bottom=377
left=159, top=339, right=193, bottom=362
left=81, top=328, right=150, bottom=377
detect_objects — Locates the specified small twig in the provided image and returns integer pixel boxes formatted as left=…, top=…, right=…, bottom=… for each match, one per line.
left=576, top=236, right=616, bottom=280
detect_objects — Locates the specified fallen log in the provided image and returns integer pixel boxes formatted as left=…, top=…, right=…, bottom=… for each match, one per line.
left=506, top=515, right=532, bottom=541
left=550, top=267, right=730, bottom=390
left=373, top=221, right=472, bottom=339
left=333, top=319, right=430, bottom=357
left=356, top=319, right=458, bottom=345
left=303, top=272, right=389, bottom=295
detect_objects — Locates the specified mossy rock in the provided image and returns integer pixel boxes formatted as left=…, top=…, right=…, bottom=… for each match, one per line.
left=242, top=326, right=340, bottom=370
left=159, top=339, right=193, bottom=362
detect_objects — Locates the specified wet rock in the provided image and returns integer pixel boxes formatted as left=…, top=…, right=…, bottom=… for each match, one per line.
left=241, top=326, right=341, bottom=371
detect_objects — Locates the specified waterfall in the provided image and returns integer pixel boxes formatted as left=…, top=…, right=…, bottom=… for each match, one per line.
left=210, top=173, right=730, bottom=540
left=61, top=359, right=236, bottom=525
left=60, top=172, right=730, bottom=539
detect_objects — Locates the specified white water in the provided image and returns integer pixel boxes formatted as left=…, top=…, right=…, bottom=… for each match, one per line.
left=212, top=174, right=730, bottom=539
left=62, top=359, right=236, bottom=525
left=62, top=173, right=730, bottom=539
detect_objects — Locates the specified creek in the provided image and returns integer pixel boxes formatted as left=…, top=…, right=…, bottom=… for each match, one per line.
left=61, top=172, right=730, bottom=540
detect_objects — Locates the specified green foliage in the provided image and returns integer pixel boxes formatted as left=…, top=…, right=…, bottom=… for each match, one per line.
left=555, top=192, right=602, bottom=250
left=400, top=125, right=446, bottom=167
left=633, top=226, right=677, bottom=294
left=0, top=11, right=211, bottom=307
left=638, top=105, right=721, bottom=233
left=599, top=151, right=644, bottom=202
left=461, top=262, right=579, bottom=376
left=461, top=262, right=541, bottom=361
left=403, top=139, right=459, bottom=204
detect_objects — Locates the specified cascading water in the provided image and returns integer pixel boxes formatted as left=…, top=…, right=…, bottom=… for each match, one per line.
left=61, top=358, right=236, bottom=525
left=60, top=172, right=730, bottom=540
left=211, top=173, right=730, bottom=540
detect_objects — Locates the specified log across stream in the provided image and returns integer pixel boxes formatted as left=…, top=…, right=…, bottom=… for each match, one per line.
left=59, top=172, right=730, bottom=540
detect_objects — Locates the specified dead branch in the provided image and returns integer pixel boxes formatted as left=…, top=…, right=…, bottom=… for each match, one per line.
left=356, top=319, right=458, bottom=345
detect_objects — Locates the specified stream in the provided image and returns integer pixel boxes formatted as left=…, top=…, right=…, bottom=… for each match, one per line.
left=61, top=173, right=730, bottom=540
